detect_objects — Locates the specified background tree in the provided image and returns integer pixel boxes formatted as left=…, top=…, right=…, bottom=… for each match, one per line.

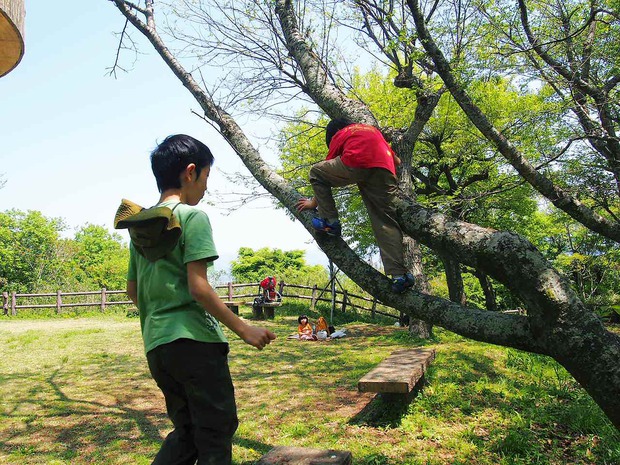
left=533, top=210, right=620, bottom=322
left=407, top=0, right=620, bottom=241
left=0, top=210, right=67, bottom=293
left=72, top=224, right=130, bottom=291
left=0, top=210, right=130, bottom=293
left=108, top=0, right=620, bottom=428
left=230, top=247, right=328, bottom=285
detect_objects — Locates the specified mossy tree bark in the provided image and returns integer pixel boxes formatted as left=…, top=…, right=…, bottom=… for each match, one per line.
left=109, top=0, right=620, bottom=430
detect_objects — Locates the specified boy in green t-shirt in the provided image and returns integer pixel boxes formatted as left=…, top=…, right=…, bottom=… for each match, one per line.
left=121, top=134, right=276, bottom=465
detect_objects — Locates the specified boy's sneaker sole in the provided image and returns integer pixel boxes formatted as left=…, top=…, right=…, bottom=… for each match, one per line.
left=392, top=273, right=415, bottom=293
left=311, top=217, right=341, bottom=237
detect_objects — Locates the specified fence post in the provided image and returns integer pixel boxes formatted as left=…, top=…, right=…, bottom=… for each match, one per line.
left=11, top=291, right=17, bottom=316
left=278, top=280, right=285, bottom=297
left=2, top=292, right=8, bottom=316
left=56, top=290, right=62, bottom=314
left=371, top=298, right=377, bottom=320
left=341, top=290, right=348, bottom=313
left=101, top=288, right=106, bottom=312
left=227, top=282, right=233, bottom=301
left=310, top=284, right=317, bottom=311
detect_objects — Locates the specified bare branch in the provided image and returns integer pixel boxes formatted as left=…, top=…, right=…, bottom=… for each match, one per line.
left=105, top=18, right=140, bottom=77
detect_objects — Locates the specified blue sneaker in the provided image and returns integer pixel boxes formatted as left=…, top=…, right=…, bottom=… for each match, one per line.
left=311, top=217, right=341, bottom=236
left=391, top=273, right=415, bottom=293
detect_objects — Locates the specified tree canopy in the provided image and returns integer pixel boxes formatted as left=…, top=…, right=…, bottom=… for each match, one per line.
left=0, top=210, right=129, bottom=293
left=108, top=0, right=620, bottom=429
left=230, top=246, right=327, bottom=284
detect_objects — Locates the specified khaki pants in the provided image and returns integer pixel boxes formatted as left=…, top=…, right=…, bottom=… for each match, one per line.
left=309, top=157, right=407, bottom=276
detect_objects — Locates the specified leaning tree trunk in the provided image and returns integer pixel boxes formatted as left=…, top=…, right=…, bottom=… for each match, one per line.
left=109, top=0, right=620, bottom=430
left=474, top=269, right=498, bottom=312
left=403, top=236, right=433, bottom=338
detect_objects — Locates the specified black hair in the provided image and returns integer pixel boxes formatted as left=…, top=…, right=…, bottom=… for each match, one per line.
left=298, top=315, right=308, bottom=324
left=150, top=134, right=215, bottom=193
left=325, top=117, right=354, bottom=148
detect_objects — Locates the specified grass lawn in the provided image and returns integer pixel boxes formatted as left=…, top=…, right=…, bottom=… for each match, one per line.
left=0, top=303, right=618, bottom=464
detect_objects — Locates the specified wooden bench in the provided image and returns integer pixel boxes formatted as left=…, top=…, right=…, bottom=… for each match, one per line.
left=223, top=301, right=241, bottom=315
left=358, top=347, right=436, bottom=395
left=248, top=301, right=282, bottom=320
left=257, top=446, right=352, bottom=465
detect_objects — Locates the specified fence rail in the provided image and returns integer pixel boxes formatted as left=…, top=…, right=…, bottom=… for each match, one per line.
left=1, top=289, right=132, bottom=315
left=2, top=281, right=401, bottom=321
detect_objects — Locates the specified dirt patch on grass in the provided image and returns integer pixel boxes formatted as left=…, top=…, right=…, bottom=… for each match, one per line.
left=327, top=388, right=376, bottom=417
left=341, top=323, right=405, bottom=337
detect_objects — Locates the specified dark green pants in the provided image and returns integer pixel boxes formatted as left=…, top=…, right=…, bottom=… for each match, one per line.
left=146, top=339, right=238, bottom=465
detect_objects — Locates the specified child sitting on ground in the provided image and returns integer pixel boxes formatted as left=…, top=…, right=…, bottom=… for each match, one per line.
left=298, top=315, right=316, bottom=341
left=315, top=316, right=329, bottom=334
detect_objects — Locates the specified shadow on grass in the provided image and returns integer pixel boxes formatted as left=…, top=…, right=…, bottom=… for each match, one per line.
left=349, top=377, right=427, bottom=428
left=0, top=353, right=165, bottom=461
left=346, top=345, right=536, bottom=429
left=425, top=349, right=517, bottom=416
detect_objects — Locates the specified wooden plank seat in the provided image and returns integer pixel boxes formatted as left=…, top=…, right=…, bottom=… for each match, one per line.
left=222, top=301, right=241, bottom=315
left=358, top=347, right=436, bottom=395
left=247, top=301, right=282, bottom=320
left=257, top=446, right=352, bottom=465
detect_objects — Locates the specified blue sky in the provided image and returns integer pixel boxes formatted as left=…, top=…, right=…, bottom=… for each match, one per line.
left=0, top=1, right=326, bottom=272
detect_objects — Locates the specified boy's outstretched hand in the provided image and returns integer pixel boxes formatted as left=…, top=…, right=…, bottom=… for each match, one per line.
left=241, top=325, right=277, bottom=350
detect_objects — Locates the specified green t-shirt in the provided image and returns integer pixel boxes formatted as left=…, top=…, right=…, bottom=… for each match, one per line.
left=127, top=201, right=227, bottom=353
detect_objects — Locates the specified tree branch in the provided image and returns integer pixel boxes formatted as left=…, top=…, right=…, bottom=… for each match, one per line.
left=406, top=0, right=620, bottom=243
left=274, top=0, right=377, bottom=124
left=108, top=0, right=620, bottom=430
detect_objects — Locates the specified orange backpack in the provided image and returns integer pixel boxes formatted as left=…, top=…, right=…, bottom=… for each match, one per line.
left=315, top=316, right=329, bottom=333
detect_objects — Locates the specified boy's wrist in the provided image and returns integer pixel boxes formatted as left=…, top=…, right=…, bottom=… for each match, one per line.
left=233, top=320, right=250, bottom=339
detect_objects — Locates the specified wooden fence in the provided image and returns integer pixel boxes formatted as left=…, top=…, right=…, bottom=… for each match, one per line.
left=1, top=289, right=132, bottom=316
left=1, top=281, right=401, bottom=321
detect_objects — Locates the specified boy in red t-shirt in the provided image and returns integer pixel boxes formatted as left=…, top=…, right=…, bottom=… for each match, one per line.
left=259, top=276, right=280, bottom=302
left=296, top=118, right=414, bottom=293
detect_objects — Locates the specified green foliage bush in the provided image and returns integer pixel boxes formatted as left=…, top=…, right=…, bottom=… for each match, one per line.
left=277, top=69, right=620, bottom=318
left=230, top=246, right=327, bottom=285
left=0, top=209, right=68, bottom=293
left=0, top=209, right=129, bottom=294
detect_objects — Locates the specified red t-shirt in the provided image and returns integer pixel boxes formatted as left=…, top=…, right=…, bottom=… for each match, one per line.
left=260, top=277, right=277, bottom=300
left=326, top=124, right=396, bottom=175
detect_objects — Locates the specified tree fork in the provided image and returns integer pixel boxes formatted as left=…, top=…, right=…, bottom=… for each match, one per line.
left=406, top=0, right=620, bottom=244
left=109, top=0, right=620, bottom=430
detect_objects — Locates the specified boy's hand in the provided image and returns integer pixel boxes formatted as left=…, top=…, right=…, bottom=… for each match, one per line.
left=241, top=325, right=277, bottom=350
left=296, top=197, right=318, bottom=212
